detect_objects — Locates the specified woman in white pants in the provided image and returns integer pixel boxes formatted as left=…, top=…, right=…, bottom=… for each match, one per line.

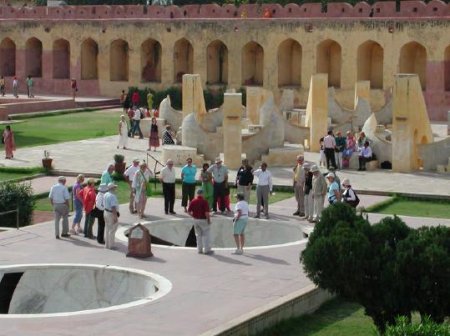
left=117, top=115, right=128, bottom=150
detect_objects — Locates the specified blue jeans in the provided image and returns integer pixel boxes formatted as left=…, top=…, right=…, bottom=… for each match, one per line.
left=131, top=119, right=143, bottom=138
left=73, top=199, right=83, bottom=224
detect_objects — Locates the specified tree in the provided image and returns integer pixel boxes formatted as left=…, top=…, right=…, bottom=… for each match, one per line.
left=397, top=226, right=450, bottom=323
left=301, top=204, right=414, bottom=334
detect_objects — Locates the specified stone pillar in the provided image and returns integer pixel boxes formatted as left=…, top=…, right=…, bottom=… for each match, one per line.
left=392, top=74, right=433, bottom=172
left=354, top=80, right=370, bottom=109
left=223, top=92, right=242, bottom=169
left=128, top=41, right=140, bottom=84
left=246, top=87, right=261, bottom=124
left=182, top=74, right=206, bottom=120
left=448, top=111, right=450, bottom=135
left=305, top=74, right=328, bottom=152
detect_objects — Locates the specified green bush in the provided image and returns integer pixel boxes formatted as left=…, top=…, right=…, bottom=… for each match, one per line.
left=386, top=316, right=450, bottom=336
left=300, top=203, right=418, bottom=334
left=397, top=226, right=450, bottom=323
left=0, top=182, right=35, bottom=228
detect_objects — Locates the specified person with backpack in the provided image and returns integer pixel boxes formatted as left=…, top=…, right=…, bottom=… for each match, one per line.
left=341, top=178, right=360, bottom=208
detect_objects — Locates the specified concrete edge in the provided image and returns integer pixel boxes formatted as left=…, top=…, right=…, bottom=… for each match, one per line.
left=199, top=285, right=333, bottom=336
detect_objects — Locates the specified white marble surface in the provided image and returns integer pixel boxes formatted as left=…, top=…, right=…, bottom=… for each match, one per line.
left=119, top=218, right=304, bottom=249
left=0, top=264, right=172, bottom=316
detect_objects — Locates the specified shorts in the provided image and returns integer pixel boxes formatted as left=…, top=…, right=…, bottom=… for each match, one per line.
left=233, top=216, right=248, bottom=235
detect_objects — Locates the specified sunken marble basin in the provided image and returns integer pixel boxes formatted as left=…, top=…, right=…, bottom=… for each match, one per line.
left=119, top=218, right=304, bottom=249
left=0, top=264, right=171, bottom=317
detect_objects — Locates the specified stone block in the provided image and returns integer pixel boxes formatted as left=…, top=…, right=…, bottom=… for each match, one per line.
left=261, top=146, right=304, bottom=167
left=436, top=164, right=446, bottom=173
left=161, top=145, right=204, bottom=166
left=366, top=160, right=379, bottom=171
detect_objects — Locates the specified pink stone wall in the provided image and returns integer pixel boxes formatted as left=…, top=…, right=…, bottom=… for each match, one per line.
left=0, top=1, right=449, bottom=20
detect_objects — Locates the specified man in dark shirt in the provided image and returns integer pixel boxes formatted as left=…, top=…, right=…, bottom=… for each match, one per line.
left=188, top=189, right=213, bottom=255
left=236, top=159, right=253, bottom=203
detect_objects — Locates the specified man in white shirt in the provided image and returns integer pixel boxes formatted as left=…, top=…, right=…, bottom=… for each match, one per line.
left=93, top=184, right=108, bottom=245
left=124, top=158, right=140, bottom=213
left=131, top=107, right=144, bottom=139
left=358, top=141, right=373, bottom=171
left=48, top=176, right=70, bottom=239
left=253, top=162, right=273, bottom=219
left=159, top=159, right=176, bottom=214
left=323, top=130, right=337, bottom=169
left=104, top=183, right=119, bottom=250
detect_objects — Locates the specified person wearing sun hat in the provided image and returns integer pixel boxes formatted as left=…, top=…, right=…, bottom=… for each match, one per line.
left=207, top=157, right=228, bottom=214
left=124, top=158, right=140, bottom=214
left=311, top=165, right=327, bottom=223
left=104, top=182, right=119, bottom=249
left=326, top=172, right=341, bottom=205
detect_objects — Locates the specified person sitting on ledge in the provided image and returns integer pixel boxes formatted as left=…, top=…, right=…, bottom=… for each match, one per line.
left=358, top=141, right=372, bottom=171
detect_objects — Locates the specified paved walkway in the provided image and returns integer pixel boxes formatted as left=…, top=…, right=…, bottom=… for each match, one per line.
left=1, top=125, right=449, bottom=335
left=1, top=133, right=449, bottom=197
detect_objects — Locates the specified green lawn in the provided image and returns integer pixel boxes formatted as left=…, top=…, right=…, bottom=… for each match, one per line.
left=5, top=109, right=120, bottom=148
left=369, top=197, right=450, bottom=219
left=260, top=298, right=378, bottom=336
left=0, top=167, right=44, bottom=182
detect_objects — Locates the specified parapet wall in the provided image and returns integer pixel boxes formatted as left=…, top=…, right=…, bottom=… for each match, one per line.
left=0, top=1, right=449, bottom=20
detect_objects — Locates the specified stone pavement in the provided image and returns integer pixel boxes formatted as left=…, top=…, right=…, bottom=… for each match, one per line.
left=2, top=192, right=449, bottom=336
left=1, top=133, right=449, bottom=197
left=1, top=128, right=449, bottom=335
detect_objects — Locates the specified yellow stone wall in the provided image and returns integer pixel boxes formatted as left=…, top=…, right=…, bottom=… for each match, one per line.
left=1, top=18, right=450, bottom=119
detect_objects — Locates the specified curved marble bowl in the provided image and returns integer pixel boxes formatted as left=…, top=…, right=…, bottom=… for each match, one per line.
left=0, top=264, right=172, bottom=318
left=118, top=218, right=305, bottom=249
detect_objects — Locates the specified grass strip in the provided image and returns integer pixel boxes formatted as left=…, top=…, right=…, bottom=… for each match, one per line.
left=259, top=297, right=378, bottom=336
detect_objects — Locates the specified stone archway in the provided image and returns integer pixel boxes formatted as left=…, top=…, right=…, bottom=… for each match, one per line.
left=242, top=41, right=264, bottom=86
left=173, top=38, right=193, bottom=83
left=316, top=39, right=341, bottom=88
left=357, top=40, right=383, bottom=89
left=81, top=38, right=98, bottom=80
left=206, top=40, right=228, bottom=85
left=110, top=39, right=129, bottom=82
left=53, top=39, right=70, bottom=79
left=141, top=38, right=161, bottom=83
left=399, top=42, right=427, bottom=90
left=278, top=38, right=302, bottom=87
left=0, top=38, right=16, bottom=77
left=25, top=37, right=42, bottom=77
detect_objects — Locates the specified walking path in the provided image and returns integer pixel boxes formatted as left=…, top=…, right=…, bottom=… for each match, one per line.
left=1, top=135, right=449, bottom=197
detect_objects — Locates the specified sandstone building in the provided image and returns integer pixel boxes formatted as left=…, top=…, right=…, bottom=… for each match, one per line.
left=0, top=1, right=449, bottom=120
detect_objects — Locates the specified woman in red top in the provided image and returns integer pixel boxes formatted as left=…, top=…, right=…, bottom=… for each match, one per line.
left=81, top=178, right=96, bottom=238
left=2, top=125, right=16, bottom=159
left=131, top=90, right=140, bottom=107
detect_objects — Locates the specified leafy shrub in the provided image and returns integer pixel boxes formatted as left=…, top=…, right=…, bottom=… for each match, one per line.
left=0, top=182, right=35, bottom=228
left=300, top=203, right=450, bottom=334
left=397, top=226, right=450, bottom=323
left=386, top=316, right=450, bottom=336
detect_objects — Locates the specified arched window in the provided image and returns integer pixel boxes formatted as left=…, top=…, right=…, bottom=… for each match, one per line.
left=317, top=39, right=341, bottom=88
left=399, top=42, right=427, bottom=90
left=53, top=39, right=70, bottom=79
left=242, top=41, right=264, bottom=86
left=173, top=38, right=193, bottom=83
left=278, top=39, right=302, bottom=87
left=141, top=38, right=162, bottom=83
left=110, top=39, right=129, bottom=82
left=25, top=37, right=43, bottom=77
left=81, top=38, right=98, bottom=80
left=357, top=40, right=383, bottom=89
left=0, top=38, right=16, bottom=77
left=206, top=40, right=228, bottom=85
